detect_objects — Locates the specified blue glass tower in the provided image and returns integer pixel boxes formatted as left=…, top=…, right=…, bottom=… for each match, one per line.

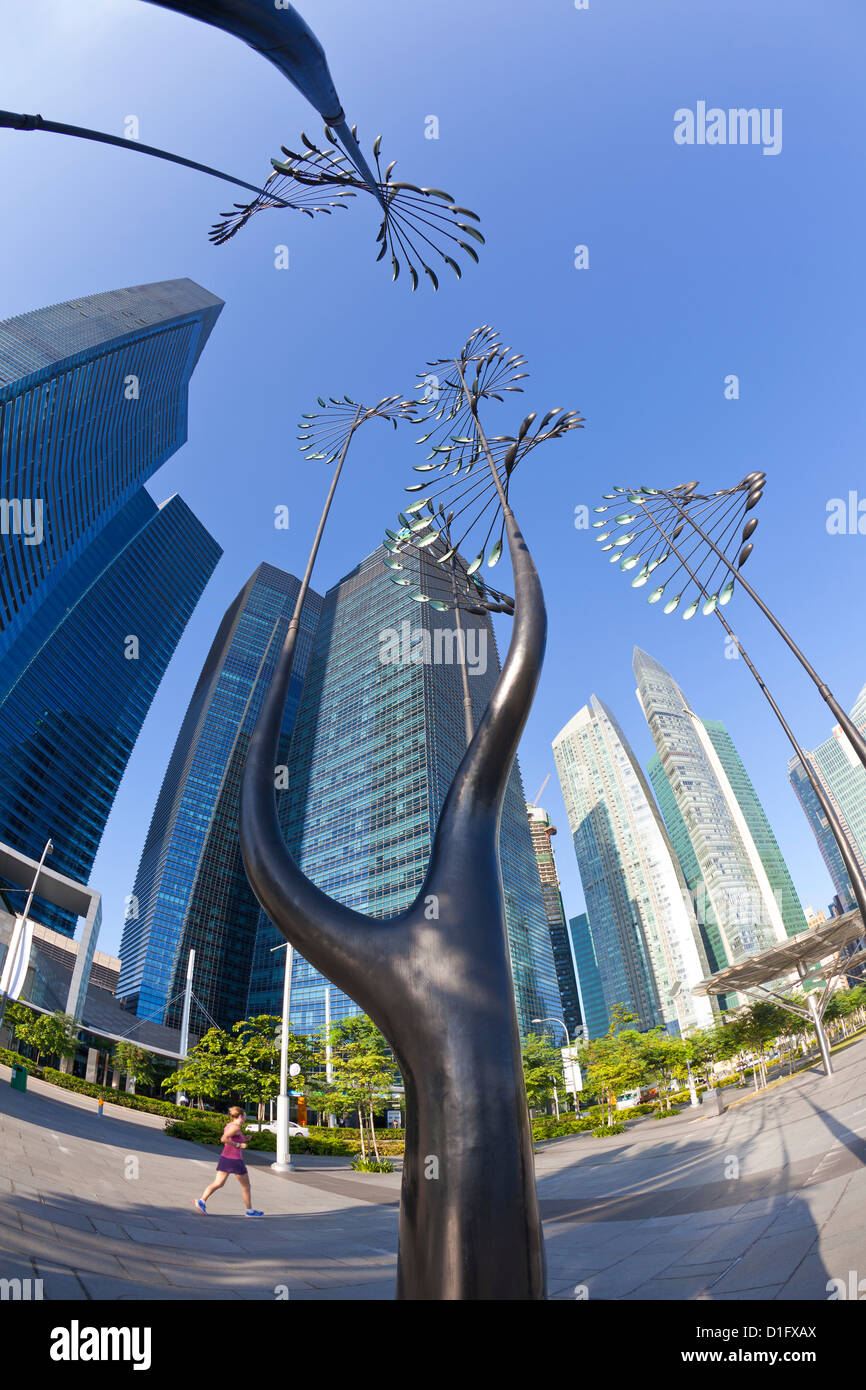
left=0, top=279, right=223, bottom=682
left=117, top=564, right=323, bottom=1033
left=0, top=278, right=223, bottom=932
left=247, top=544, right=560, bottom=1038
left=0, top=491, right=221, bottom=932
left=568, top=913, right=608, bottom=1040
left=788, top=682, right=866, bottom=912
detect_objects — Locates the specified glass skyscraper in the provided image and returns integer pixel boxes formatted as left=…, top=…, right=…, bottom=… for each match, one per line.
left=0, top=279, right=224, bottom=931
left=568, top=912, right=608, bottom=1040
left=635, top=648, right=804, bottom=965
left=0, top=490, right=221, bottom=933
left=526, top=805, right=582, bottom=1041
left=788, top=681, right=866, bottom=912
left=0, top=279, right=223, bottom=681
left=117, top=564, right=322, bottom=1034
left=247, top=544, right=561, bottom=1038
left=553, top=696, right=714, bottom=1035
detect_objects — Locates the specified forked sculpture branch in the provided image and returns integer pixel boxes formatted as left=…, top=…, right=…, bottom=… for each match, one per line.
left=241, top=329, right=583, bottom=1299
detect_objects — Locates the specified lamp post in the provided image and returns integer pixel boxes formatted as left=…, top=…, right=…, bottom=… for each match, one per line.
left=533, top=1016, right=574, bottom=1116
left=270, top=940, right=295, bottom=1172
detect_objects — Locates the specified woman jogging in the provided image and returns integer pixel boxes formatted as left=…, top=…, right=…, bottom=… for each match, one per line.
left=194, top=1106, right=263, bottom=1216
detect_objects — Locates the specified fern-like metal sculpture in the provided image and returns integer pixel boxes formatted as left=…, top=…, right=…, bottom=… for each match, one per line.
left=595, top=470, right=866, bottom=933
left=210, top=128, right=484, bottom=288
left=241, top=325, right=584, bottom=1299
left=592, top=473, right=766, bottom=617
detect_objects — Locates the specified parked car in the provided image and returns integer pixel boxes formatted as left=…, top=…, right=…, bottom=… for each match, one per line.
left=257, top=1120, right=309, bottom=1138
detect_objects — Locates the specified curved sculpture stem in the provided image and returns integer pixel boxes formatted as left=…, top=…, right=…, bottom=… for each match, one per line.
left=240, top=464, right=548, bottom=1298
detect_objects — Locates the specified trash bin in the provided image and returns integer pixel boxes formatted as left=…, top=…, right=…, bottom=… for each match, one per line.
left=10, top=1063, right=27, bottom=1092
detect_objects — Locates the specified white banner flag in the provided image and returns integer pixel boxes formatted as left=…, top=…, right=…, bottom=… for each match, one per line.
left=0, top=915, right=34, bottom=1000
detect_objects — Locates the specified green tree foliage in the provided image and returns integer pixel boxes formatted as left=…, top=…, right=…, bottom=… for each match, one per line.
left=582, top=1005, right=646, bottom=1126
left=521, top=1033, right=565, bottom=1113
left=327, top=1016, right=399, bottom=1161
left=6, top=1005, right=77, bottom=1067
left=113, top=1041, right=158, bottom=1089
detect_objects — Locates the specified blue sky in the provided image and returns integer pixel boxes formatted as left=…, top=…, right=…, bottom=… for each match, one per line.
left=2, top=0, right=865, bottom=956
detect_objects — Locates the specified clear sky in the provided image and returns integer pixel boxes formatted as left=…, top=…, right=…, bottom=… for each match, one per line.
left=2, top=0, right=864, bottom=956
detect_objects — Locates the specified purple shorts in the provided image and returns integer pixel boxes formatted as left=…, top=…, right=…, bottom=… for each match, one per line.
left=216, top=1156, right=247, bottom=1176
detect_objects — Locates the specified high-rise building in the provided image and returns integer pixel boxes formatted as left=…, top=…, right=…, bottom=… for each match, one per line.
left=788, top=682, right=866, bottom=912
left=0, top=491, right=221, bottom=933
left=117, top=564, right=322, bottom=1033
left=0, top=279, right=222, bottom=683
left=568, top=912, right=608, bottom=1040
left=526, top=805, right=582, bottom=1041
left=247, top=544, right=560, bottom=1038
left=553, top=696, right=714, bottom=1035
left=635, top=648, right=804, bottom=965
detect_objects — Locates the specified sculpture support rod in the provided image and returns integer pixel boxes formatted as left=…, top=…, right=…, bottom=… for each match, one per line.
left=0, top=109, right=284, bottom=203
left=662, top=489, right=866, bottom=772
left=641, top=507, right=866, bottom=931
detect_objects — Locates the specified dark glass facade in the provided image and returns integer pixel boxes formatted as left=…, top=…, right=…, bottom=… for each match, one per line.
left=526, top=805, right=582, bottom=1041
left=0, top=279, right=222, bottom=678
left=568, top=913, right=608, bottom=1040
left=247, top=544, right=561, bottom=1037
left=117, top=564, right=322, bottom=1034
left=0, top=491, right=221, bottom=933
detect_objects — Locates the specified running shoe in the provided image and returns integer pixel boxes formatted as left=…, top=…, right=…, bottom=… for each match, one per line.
left=194, top=1199, right=207, bottom=1214
left=244, top=1208, right=264, bottom=1217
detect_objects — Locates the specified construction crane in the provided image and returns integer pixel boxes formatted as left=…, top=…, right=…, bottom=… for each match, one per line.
left=530, top=774, right=551, bottom=808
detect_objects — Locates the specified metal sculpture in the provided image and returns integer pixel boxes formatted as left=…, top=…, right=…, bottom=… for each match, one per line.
left=3, top=2, right=482, bottom=285
left=594, top=475, right=866, bottom=930
left=240, top=327, right=583, bottom=1299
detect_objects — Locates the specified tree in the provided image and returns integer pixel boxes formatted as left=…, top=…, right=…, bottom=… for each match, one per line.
left=231, top=1015, right=320, bottom=1127
left=582, top=1005, right=647, bottom=1126
left=723, top=1001, right=787, bottom=1088
left=7, top=1006, right=77, bottom=1067
left=113, top=1041, right=158, bottom=1090
left=521, top=1033, right=565, bottom=1115
left=640, top=1031, right=685, bottom=1111
left=162, top=1027, right=237, bottom=1109
left=328, top=1016, right=399, bottom=1160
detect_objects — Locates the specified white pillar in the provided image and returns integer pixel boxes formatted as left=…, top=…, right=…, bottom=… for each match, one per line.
left=273, top=944, right=294, bottom=1172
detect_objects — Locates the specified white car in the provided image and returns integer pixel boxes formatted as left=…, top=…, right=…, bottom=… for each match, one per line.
left=257, top=1120, right=309, bottom=1137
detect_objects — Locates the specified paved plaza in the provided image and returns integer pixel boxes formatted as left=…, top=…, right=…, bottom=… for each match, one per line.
left=1, top=1036, right=865, bottom=1300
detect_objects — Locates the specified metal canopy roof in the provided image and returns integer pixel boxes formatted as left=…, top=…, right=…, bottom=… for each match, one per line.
left=692, top=909, right=865, bottom=995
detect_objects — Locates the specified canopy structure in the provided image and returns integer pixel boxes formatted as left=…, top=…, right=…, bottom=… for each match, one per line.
left=693, top=908, right=865, bottom=1077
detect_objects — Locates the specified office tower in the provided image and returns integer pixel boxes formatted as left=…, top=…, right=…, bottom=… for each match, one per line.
left=526, top=805, right=582, bottom=1041
left=247, top=544, right=560, bottom=1038
left=788, top=682, right=866, bottom=912
left=0, top=279, right=223, bottom=683
left=635, top=648, right=804, bottom=965
left=568, top=912, right=609, bottom=1040
left=0, top=492, right=220, bottom=934
left=117, top=564, right=322, bottom=1034
left=553, top=697, right=714, bottom=1035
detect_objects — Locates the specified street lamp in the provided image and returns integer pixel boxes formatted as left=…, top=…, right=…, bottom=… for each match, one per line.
left=270, top=940, right=298, bottom=1173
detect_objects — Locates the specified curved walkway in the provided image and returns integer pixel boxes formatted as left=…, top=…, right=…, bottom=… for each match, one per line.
left=1, top=1038, right=865, bottom=1300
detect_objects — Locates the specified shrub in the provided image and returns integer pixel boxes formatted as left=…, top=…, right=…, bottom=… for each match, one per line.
left=0, top=1047, right=42, bottom=1076
left=41, top=1068, right=203, bottom=1120
left=351, top=1157, right=395, bottom=1173
left=591, top=1123, right=626, bottom=1137
left=652, top=1106, right=682, bottom=1119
